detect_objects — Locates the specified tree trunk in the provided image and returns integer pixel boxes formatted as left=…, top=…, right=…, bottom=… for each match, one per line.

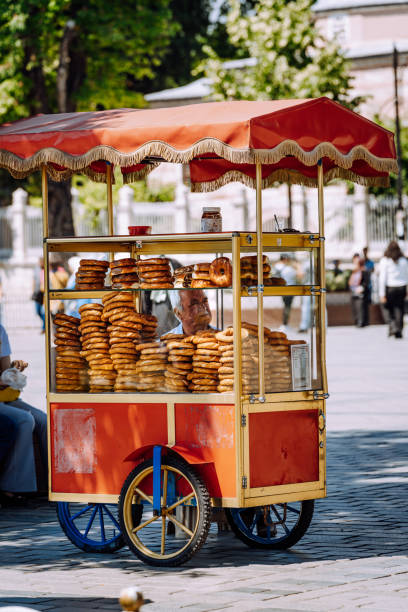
left=47, top=180, right=75, bottom=238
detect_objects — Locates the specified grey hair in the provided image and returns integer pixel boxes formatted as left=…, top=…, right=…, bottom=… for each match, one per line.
left=168, top=290, right=183, bottom=320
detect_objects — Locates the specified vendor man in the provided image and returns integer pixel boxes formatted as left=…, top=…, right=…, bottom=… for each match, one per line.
left=168, top=290, right=212, bottom=336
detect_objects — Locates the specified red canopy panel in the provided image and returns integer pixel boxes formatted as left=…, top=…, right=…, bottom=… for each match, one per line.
left=0, top=98, right=397, bottom=189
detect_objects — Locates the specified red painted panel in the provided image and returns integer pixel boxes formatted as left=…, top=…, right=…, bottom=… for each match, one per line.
left=249, top=410, right=319, bottom=488
left=50, top=402, right=167, bottom=495
left=175, top=404, right=236, bottom=498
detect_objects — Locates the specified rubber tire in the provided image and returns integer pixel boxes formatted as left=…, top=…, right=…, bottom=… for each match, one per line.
left=119, top=455, right=211, bottom=567
left=57, top=502, right=126, bottom=553
left=225, top=500, right=314, bottom=549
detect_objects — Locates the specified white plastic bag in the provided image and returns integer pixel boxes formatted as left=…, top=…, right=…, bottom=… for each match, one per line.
left=1, top=367, right=27, bottom=391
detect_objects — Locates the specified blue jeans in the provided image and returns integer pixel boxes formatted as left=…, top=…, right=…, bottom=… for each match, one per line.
left=34, top=301, right=45, bottom=330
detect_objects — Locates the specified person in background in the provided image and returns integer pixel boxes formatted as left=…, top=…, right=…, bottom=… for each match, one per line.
left=146, top=258, right=182, bottom=337
left=0, top=324, right=47, bottom=504
left=378, top=240, right=408, bottom=338
left=32, top=257, right=45, bottom=333
left=362, top=246, right=375, bottom=308
left=348, top=254, right=371, bottom=328
left=275, top=254, right=297, bottom=330
left=64, top=256, right=94, bottom=319
left=332, top=259, right=342, bottom=277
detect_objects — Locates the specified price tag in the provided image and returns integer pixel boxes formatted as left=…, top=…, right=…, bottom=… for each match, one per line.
left=291, top=344, right=311, bottom=390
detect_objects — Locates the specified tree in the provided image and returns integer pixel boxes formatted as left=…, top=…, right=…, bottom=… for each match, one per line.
left=0, top=0, right=176, bottom=235
left=200, top=0, right=361, bottom=108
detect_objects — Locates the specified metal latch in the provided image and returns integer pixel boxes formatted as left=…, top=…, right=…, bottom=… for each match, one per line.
left=242, top=476, right=248, bottom=489
left=313, top=391, right=330, bottom=400
left=241, top=414, right=247, bottom=427
left=246, top=285, right=264, bottom=296
left=134, top=240, right=142, bottom=249
left=246, top=234, right=253, bottom=244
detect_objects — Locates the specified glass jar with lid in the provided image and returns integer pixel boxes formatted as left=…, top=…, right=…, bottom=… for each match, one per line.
left=201, top=207, right=222, bottom=233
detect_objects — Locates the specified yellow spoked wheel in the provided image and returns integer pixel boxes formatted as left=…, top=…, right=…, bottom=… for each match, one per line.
left=119, top=455, right=211, bottom=567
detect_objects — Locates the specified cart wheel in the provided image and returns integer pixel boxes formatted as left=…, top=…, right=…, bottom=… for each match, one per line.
left=57, top=502, right=135, bottom=553
left=119, top=455, right=211, bottom=567
left=225, top=500, right=314, bottom=549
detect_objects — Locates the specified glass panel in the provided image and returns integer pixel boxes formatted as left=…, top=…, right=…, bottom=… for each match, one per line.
left=240, top=248, right=317, bottom=288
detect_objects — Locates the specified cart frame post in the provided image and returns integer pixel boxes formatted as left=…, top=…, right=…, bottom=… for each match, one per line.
left=255, top=162, right=265, bottom=402
left=317, top=161, right=328, bottom=393
left=41, top=166, right=51, bottom=492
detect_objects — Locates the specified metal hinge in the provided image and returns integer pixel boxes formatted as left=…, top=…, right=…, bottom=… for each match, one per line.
left=313, top=391, right=330, bottom=400
left=310, top=286, right=327, bottom=295
left=241, top=414, right=247, bottom=427
left=242, top=476, right=248, bottom=489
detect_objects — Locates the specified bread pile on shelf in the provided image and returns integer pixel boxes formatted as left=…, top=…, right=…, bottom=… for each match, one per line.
left=240, top=255, right=286, bottom=287
left=189, top=330, right=220, bottom=392
left=75, top=259, right=109, bottom=290
left=78, top=304, right=115, bottom=392
left=191, top=257, right=232, bottom=289
left=110, top=258, right=139, bottom=290
left=173, top=265, right=194, bottom=288
left=214, top=328, right=235, bottom=393
left=53, top=314, right=88, bottom=392
left=133, top=341, right=168, bottom=392
left=100, top=292, right=142, bottom=392
left=137, top=257, right=174, bottom=289
left=139, top=314, right=159, bottom=342
left=161, top=334, right=194, bottom=392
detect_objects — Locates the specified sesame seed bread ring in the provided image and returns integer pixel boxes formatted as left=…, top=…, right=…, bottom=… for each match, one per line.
left=108, top=312, right=142, bottom=323
left=80, top=259, right=108, bottom=267
left=141, top=347, right=168, bottom=355
left=102, top=308, right=135, bottom=322
left=189, top=378, right=217, bottom=386
left=166, top=341, right=194, bottom=350
left=192, top=271, right=211, bottom=280
left=192, top=354, right=220, bottom=362
left=136, top=363, right=167, bottom=372
left=138, top=257, right=169, bottom=265
left=109, top=273, right=139, bottom=283
left=168, top=355, right=192, bottom=363
left=140, top=282, right=174, bottom=289
left=81, top=331, right=107, bottom=339
left=191, top=331, right=216, bottom=343
left=192, top=361, right=220, bottom=370
left=220, top=356, right=234, bottom=364
left=80, top=314, right=103, bottom=323
left=79, top=320, right=106, bottom=328
left=56, top=356, right=85, bottom=364
left=102, top=292, right=134, bottom=305
left=110, top=258, right=137, bottom=268
left=166, top=365, right=190, bottom=375
left=138, top=269, right=172, bottom=278
left=54, top=313, right=80, bottom=325
left=109, top=329, right=140, bottom=338
left=55, top=331, right=81, bottom=341
left=108, top=340, right=137, bottom=350
left=54, top=338, right=81, bottom=347
left=195, top=348, right=220, bottom=356
left=82, top=341, right=109, bottom=350
left=78, top=303, right=103, bottom=313
left=169, top=348, right=194, bottom=356
left=164, top=370, right=186, bottom=379
left=218, top=366, right=234, bottom=374
left=56, top=324, right=80, bottom=335
left=267, top=331, right=287, bottom=339
left=135, top=341, right=162, bottom=350
left=189, top=385, right=218, bottom=392
left=111, top=282, right=139, bottom=290
left=111, top=267, right=139, bottom=277
left=190, top=279, right=216, bottom=289
left=215, top=328, right=234, bottom=343
left=103, top=301, right=136, bottom=314
left=194, top=341, right=219, bottom=350
left=111, top=320, right=143, bottom=331
left=80, top=326, right=106, bottom=335
left=161, top=333, right=186, bottom=341
left=75, top=283, right=105, bottom=290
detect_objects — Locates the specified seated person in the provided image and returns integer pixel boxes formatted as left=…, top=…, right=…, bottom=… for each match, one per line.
left=0, top=324, right=47, bottom=503
left=168, top=290, right=212, bottom=336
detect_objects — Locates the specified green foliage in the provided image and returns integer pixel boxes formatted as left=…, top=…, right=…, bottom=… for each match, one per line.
left=0, top=0, right=176, bottom=120
left=199, top=0, right=361, bottom=108
left=326, top=269, right=351, bottom=292
left=369, top=119, right=408, bottom=198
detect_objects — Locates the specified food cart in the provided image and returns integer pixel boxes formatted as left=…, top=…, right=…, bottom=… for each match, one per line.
left=0, top=98, right=397, bottom=566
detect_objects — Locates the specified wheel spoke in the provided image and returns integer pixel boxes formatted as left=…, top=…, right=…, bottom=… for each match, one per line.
left=282, top=503, right=300, bottom=515
left=271, top=505, right=290, bottom=535
left=101, top=505, right=121, bottom=531
left=166, top=492, right=194, bottom=513
left=98, top=505, right=106, bottom=542
left=132, top=513, right=159, bottom=534
left=161, top=516, right=166, bottom=555
left=162, top=468, right=168, bottom=507
left=134, top=487, right=153, bottom=505
left=165, top=512, right=194, bottom=538
left=83, top=505, right=98, bottom=537
left=71, top=504, right=93, bottom=521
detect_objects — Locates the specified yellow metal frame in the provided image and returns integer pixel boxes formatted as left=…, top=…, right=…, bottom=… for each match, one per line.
left=43, top=161, right=327, bottom=509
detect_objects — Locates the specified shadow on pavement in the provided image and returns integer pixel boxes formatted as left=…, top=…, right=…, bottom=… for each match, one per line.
left=0, top=431, right=407, bottom=574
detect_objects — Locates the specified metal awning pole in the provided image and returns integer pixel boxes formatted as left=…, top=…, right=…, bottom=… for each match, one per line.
left=107, top=164, right=114, bottom=262
left=317, top=161, right=328, bottom=393
left=256, top=162, right=265, bottom=401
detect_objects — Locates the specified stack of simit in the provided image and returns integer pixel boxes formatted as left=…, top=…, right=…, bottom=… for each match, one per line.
left=78, top=304, right=115, bottom=392
left=110, top=258, right=139, bottom=290
left=75, top=259, right=109, bottom=290
left=189, top=330, right=220, bottom=392
left=54, top=313, right=87, bottom=392
left=162, top=335, right=194, bottom=392
left=137, top=258, right=173, bottom=290
left=133, top=341, right=168, bottom=391
left=100, top=292, right=142, bottom=391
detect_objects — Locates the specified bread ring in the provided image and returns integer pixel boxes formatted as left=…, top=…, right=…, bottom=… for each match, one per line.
left=108, top=312, right=142, bottom=324
left=55, top=324, right=80, bottom=335
left=110, top=320, right=143, bottom=331
left=79, top=326, right=106, bottom=336
left=190, top=279, right=215, bottom=288
left=192, top=271, right=211, bottom=280
left=103, top=301, right=135, bottom=313
left=111, top=282, right=139, bottom=289
left=109, top=273, right=139, bottom=283
left=140, top=282, right=174, bottom=289
left=55, top=331, right=81, bottom=341
left=166, top=341, right=194, bottom=350
left=195, top=349, right=219, bottom=356
left=220, top=356, right=234, bottom=364
left=192, top=353, right=219, bottom=361
left=189, top=385, right=218, bottom=392
left=56, top=356, right=85, bottom=365
left=54, top=313, right=79, bottom=325
left=140, top=347, right=168, bottom=356
left=218, top=344, right=233, bottom=353
left=110, top=258, right=137, bottom=268
left=82, top=341, right=109, bottom=349
left=102, top=292, right=134, bottom=305
left=79, top=320, right=106, bottom=328
left=138, top=269, right=172, bottom=279
left=193, top=263, right=210, bottom=271
left=80, top=314, right=103, bottom=322
left=76, top=283, right=106, bottom=290
left=191, top=361, right=220, bottom=370
left=54, top=338, right=81, bottom=347
left=209, top=257, right=232, bottom=287
left=215, top=328, right=234, bottom=343
left=80, top=259, right=108, bottom=267
left=138, top=257, right=169, bottom=265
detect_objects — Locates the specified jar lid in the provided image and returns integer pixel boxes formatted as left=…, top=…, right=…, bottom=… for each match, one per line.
left=202, top=207, right=220, bottom=212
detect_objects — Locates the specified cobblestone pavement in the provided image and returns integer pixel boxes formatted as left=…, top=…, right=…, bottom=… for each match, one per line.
left=0, top=325, right=407, bottom=611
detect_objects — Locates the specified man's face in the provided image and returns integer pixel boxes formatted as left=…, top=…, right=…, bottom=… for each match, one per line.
left=178, top=290, right=211, bottom=335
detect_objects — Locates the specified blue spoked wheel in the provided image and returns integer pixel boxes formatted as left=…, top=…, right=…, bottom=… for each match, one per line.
left=57, top=502, right=129, bottom=553
left=226, top=500, right=314, bottom=549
